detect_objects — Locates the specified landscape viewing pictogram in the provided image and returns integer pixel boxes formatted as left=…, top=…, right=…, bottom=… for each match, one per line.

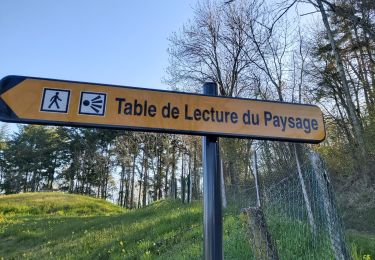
left=79, top=92, right=106, bottom=116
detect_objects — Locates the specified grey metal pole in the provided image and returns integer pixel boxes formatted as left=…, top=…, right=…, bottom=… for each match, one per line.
left=202, top=82, right=223, bottom=260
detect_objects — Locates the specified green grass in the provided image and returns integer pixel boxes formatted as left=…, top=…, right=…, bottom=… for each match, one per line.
left=1, top=192, right=373, bottom=259
left=348, top=230, right=375, bottom=259
left=0, top=192, right=124, bottom=216
left=0, top=193, right=252, bottom=259
left=267, top=214, right=375, bottom=259
left=267, top=215, right=334, bottom=259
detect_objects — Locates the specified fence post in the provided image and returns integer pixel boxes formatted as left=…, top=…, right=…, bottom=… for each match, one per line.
left=310, top=152, right=350, bottom=260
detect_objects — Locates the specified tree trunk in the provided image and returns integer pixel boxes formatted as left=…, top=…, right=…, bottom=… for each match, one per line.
left=187, top=153, right=192, bottom=203
left=125, top=165, right=130, bottom=208
left=220, top=158, right=227, bottom=208
left=316, top=0, right=367, bottom=162
left=192, top=139, right=200, bottom=200
left=130, top=154, right=136, bottom=209
left=170, top=144, right=177, bottom=199
left=138, top=150, right=145, bottom=208
left=164, top=164, right=170, bottom=199
left=31, top=171, right=36, bottom=192
left=156, top=149, right=163, bottom=200
left=118, top=163, right=125, bottom=206
left=181, top=154, right=185, bottom=203
left=294, top=144, right=317, bottom=236
left=142, top=155, right=148, bottom=207
left=48, top=157, right=57, bottom=190
left=252, top=149, right=261, bottom=208
left=24, top=171, right=29, bottom=192
left=164, top=145, right=170, bottom=198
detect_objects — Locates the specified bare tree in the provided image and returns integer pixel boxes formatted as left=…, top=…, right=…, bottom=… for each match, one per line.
left=166, top=0, right=258, bottom=97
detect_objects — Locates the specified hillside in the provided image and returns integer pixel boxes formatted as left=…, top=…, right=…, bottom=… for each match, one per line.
left=1, top=193, right=374, bottom=259
left=0, top=193, right=251, bottom=259
left=0, top=192, right=124, bottom=216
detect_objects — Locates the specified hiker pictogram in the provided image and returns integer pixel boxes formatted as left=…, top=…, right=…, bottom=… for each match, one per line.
left=48, top=92, right=62, bottom=109
left=79, top=92, right=106, bottom=116
left=41, top=88, right=70, bottom=113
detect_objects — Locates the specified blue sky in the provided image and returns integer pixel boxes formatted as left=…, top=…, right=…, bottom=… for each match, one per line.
left=0, top=0, right=196, bottom=89
left=0, top=0, right=317, bottom=133
left=0, top=0, right=317, bottom=89
left=0, top=0, right=197, bottom=132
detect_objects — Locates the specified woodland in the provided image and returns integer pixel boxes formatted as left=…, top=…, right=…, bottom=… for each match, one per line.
left=0, top=0, right=374, bottom=236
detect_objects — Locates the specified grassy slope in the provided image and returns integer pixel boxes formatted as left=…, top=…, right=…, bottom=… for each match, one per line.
left=0, top=192, right=124, bottom=216
left=0, top=193, right=374, bottom=259
left=0, top=193, right=252, bottom=259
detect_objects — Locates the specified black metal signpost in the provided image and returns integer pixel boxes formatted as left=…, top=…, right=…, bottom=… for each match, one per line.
left=202, top=82, right=223, bottom=260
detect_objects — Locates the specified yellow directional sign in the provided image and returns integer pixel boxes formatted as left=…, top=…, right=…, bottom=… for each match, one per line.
left=0, top=76, right=325, bottom=143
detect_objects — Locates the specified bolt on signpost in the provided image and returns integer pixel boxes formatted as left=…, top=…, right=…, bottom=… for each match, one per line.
left=202, top=82, right=222, bottom=260
left=0, top=75, right=326, bottom=259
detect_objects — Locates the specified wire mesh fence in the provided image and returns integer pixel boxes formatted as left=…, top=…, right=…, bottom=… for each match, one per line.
left=225, top=148, right=350, bottom=259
